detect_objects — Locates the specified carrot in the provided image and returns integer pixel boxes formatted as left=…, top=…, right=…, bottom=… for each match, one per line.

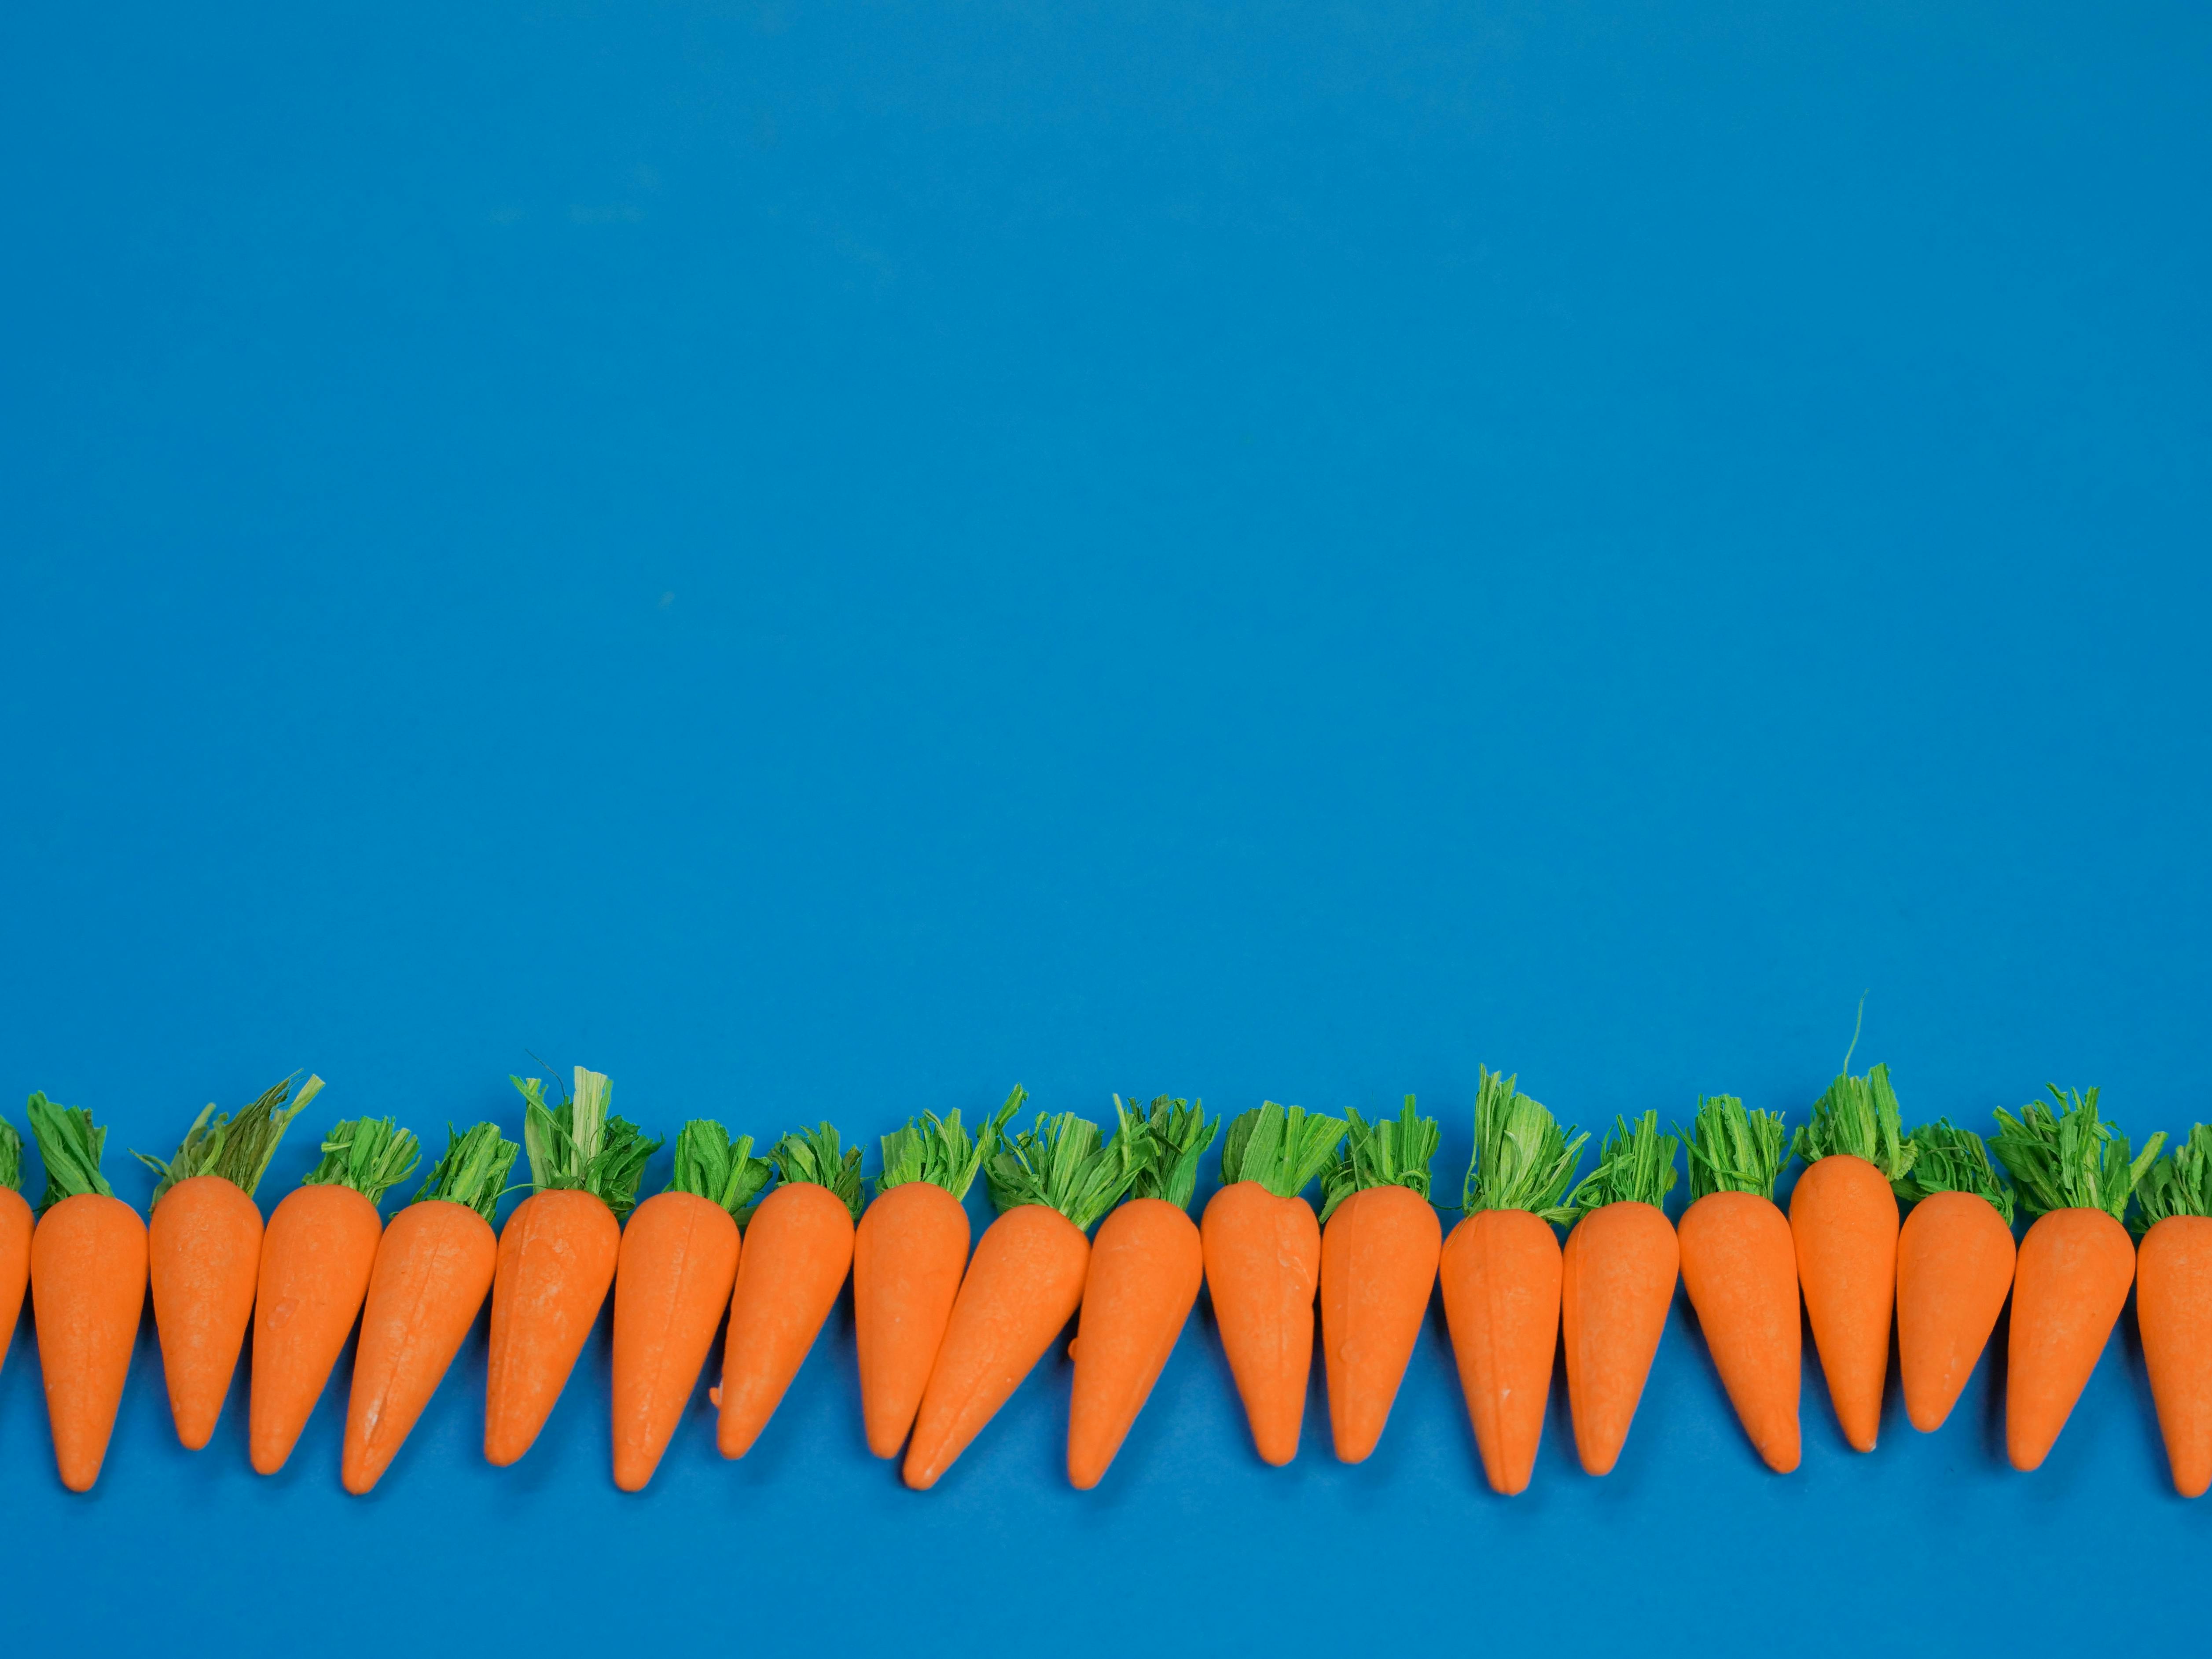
left=1199, top=1101, right=1347, bottom=1465
left=1889, top=1119, right=2017, bottom=1433
left=1558, top=1109, right=1680, bottom=1477
left=1787, top=1059, right=1912, bottom=1452
left=1067, top=1093, right=1220, bottom=1488
left=1318, top=1095, right=1444, bottom=1463
left=715, top=1123, right=865, bottom=1457
left=250, top=1116, right=422, bottom=1474
left=0, top=1112, right=29, bottom=1385
left=904, top=1105, right=1151, bottom=1489
left=853, top=1087, right=1021, bottom=1458
left=133, top=1073, right=320, bottom=1450
left=610, top=1119, right=772, bottom=1491
left=24, top=1091, right=147, bottom=1491
left=1676, top=1093, right=1800, bottom=1473
left=1990, top=1086, right=2163, bottom=1472
left=485, top=1066, right=659, bottom=1466
left=342, top=1121, right=520, bottom=1494
left=2134, top=1125, right=2212, bottom=1496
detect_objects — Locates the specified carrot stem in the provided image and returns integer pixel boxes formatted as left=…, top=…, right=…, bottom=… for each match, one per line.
left=1991, top=1085, right=2164, bottom=1221
left=1792, top=1063, right=1912, bottom=1178
left=877, top=1086, right=1023, bottom=1199
left=1319, top=1096, right=1440, bottom=1224
left=1460, top=1068, right=1586, bottom=1221
left=0, top=1111, right=20, bottom=1193
left=1684, top=1094, right=1790, bottom=1200
left=771, top=1123, right=865, bottom=1220
left=2134, top=1123, right=2212, bottom=1230
left=1218, top=1101, right=1346, bottom=1199
left=1124, top=1094, right=1220, bottom=1209
left=512, top=1066, right=659, bottom=1217
left=301, top=1116, right=422, bottom=1204
left=414, top=1121, right=521, bottom=1217
left=26, top=1091, right=117, bottom=1206
left=1567, top=1112, right=1679, bottom=1214
left=132, top=1075, right=322, bottom=1204
left=667, top=1119, right=775, bottom=1215
left=1893, top=1120, right=2014, bottom=1226
left=986, top=1105, right=1151, bottom=1228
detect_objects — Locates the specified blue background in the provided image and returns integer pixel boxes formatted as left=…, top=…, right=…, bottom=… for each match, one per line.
left=3, top=0, right=2208, bottom=1652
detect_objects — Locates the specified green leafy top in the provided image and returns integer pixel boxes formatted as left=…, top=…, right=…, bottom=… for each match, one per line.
left=301, top=1117, right=423, bottom=1206
left=665, top=1119, right=776, bottom=1220
left=0, top=1112, right=19, bottom=1195
left=1567, top=1111, right=1680, bottom=1216
left=1318, top=1096, right=1441, bottom=1225
left=25, top=1092, right=113, bottom=1208
left=134, top=1075, right=323, bottom=1206
left=985, top=1108, right=1152, bottom=1231
left=1892, top=1120, right=2014, bottom=1228
left=512, top=1067, right=661, bottom=1220
left=1125, top=1094, right=1221, bottom=1212
left=772, top=1123, right=865, bottom=1222
left=2136, top=1125, right=2212, bottom=1233
left=1792, top=1063, right=1914, bottom=1181
left=1990, top=1086, right=2165, bottom=1222
left=1218, top=1102, right=1348, bottom=1200
left=1684, top=1094, right=1791, bottom=1201
left=874, top=1086, right=1024, bottom=1201
left=414, top=1122, right=522, bottom=1220
left=1459, top=1068, right=1587, bottom=1224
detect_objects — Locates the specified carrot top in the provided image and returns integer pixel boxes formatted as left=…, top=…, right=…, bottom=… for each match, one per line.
left=302, top=1116, right=423, bottom=1206
left=1793, top=1063, right=1914, bottom=1181
left=874, top=1086, right=1025, bottom=1202
left=668, top=1119, right=775, bottom=1220
left=771, top=1123, right=865, bottom=1222
left=985, top=1108, right=1151, bottom=1231
left=413, top=1121, right=522, bottom=1220
left=1219, top=1102, right=1348, bottom=1201
left=0, top=1111, right=19, bottom=1193
left=1123, top=1094, right=1220, bottom=1212
left=1567, top=1110, right=1679, bottom=1216
left=1892, top=1120, right=2014, bottom=1227
left=1459, top=1067, right=1586, bottom=1222
left=1319, top=1096, right=1440, bottom=1224
left=134, top=1073, right=324, bottom=1204
left=25, top=1090, right=117, bottom=1208
left=2136, top=1125, right=2212, bottom=1232
left=1990, top=1086, right=2165, bottom=1222
left=512, top=1066, right=661, bottom=1220
left=1684, top=1094, right=1790, bottom=1201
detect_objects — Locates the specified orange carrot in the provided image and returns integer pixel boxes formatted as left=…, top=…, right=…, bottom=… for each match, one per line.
left=610, top=1119, right=771, bottom=1491
left=343, top=1122, right=519, bottom=1494
left=904, top=1105, right=1151, bottom=1489
left=2134, top=1124, right=2212, bottom=1496
left=1991, top=1086, right=2163, bottom=1472
left=24, top=1091, right=147, bottom=1491
left=1787, top=1060, right=1911, bottom=1452
left=853, top=1088, right=1020, bottom=1458
left=1559, top=1110, right=1680, bottom=1477
left=1199, top=1101, right=1347, bottom=1465
left=1889, top=1120, right=2017, bottom=1433
left=1677, top=1093, right=1800, bottom=1473
left=134, top=1073, right=320, bottom=1450
left=250, top=1116, right=422, bottom=1474
left=1439, top=1069, right=1584, bottom=1493
left=0, top=1113, right=29, bottom=1384
left=1067, top=1094, right=1219, bottom=1489
left=485, top=1065, right=659, bottom=1466
left=1319, top=1096, right=1443, bottom=1464
left=716, top=1123, right=864, bottom=1458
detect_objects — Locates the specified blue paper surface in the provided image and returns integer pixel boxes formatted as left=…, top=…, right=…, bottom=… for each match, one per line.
left=3, top=1, right=2209, bottom=1652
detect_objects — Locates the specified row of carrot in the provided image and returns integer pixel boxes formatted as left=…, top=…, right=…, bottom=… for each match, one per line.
left=0, top=1058, right=2206, bottom=1497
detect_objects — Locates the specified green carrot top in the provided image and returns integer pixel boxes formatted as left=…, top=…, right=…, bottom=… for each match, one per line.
left=667, top=1119, right=775, bottom=1221
left=874, top=1086, right=1024, bottom=1202
left=1892, top=1120, right=2014, bottom=1228
left=301, top=1116, right=423, bottom=1207
left=1219, top=1101, right=1348, bottom=1201
left=1567, top=1110, right=1680, bottom=1217
left=772, top=1122, right=865, bottom=1222
left=2135, top=1125, right=2212, bottom=1233
left=1319, top=1096, right=1440, bottom=1225
left=985, top=1108, right=1152, bottom=1231
left=1989, top=1086, right=2164, bottom=1223
left=24, top=1092, right=113, bottom=1209
left=414, top=1121, right=522, bottom=1221
left=0, top=1112, right=19, bottom=1195
left=513, top=1066, right=661, bottom=1220
left=1124, top=1094, right=1220, bottom=1212
left=134, top=1074, right=323, bottom=1205
left=1460, top=1068, right=1587, bottom=1224
left=1684, top=1094, right=1791, bottom=1202
left=1793, top=1062, right=1914, bottom=1182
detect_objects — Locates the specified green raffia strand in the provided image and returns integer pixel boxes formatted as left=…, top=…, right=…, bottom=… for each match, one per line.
left=1990, top=1086, right=2165, bottom=1223
left=133, top=1074, right=323, bottom=1205
left=875, top=1086, right=1024, bottom=1201
left=1218, top=1102, right=1348, bottom=1200
left=667, top=1119, right=775, bottom=1220
left=772, top=1123, right=865, bottom=1221
left=985, top=1106, right=1153, bottom=1231
left=1566, top=1111, right=1680, bottom=1217
left=301, top=1117, right=423, bottom=1206
left=2136, top=1125, right=2212, bottom=1233
left=0, top=1112, right=19, bottom=1194
left=511, top=1066, right=661, bottom=1220
left=1318, top=1096, right=1441, bottom=1225
left=1126, top=1094, right=1220, bottom=1212
left=1459, top=1068, right=1587, bottom=1223
left=1892, top=1120, right=2015, bottom=1228
left=25, top=1092, right=113, bottom=1208
left=1684, top=1094, right=1790, bottom=1201
left=1792, top=1062, right=1915, bottom=1181
left=414, top=1122, right=521, bottom=1221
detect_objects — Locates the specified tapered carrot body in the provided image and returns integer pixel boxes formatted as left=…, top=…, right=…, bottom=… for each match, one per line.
left=1562, top=1199, right=1678, bottom=1475
left=1440, top=1208, right=1559, bottom=1493
left=1068, top=1198, right=1204, bottom=1488
left=33, top=1193, right=148, bottom=1491
left=2007, top=1206, right=2135, bottom=1470
left=485, top=1189, right=622, bottom=1464
left=1322, top=1184, right=1442, bottom=1463
left=250, top=1183, right=386, bottom=1473
left=1895, top=1190, right=2015, bottom=1432
left=1202, top=1181, right=1322, bottom=1465
left=718, top=1178, right=859, bottom=1457
left=1679, top=1190, right=1800, bottom=1472
left=1789, top=1153, right=1898, bottom=1452
left=854, top=1180, right=972, bottom=1457
left=0, top=1186, right=29, bottom=1379
left=148, top=1174, right=265, bottom=1450
left=2138, top=1214, right=2212, bottom=1497
left=611, top=1191, right=740, bottom=1489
